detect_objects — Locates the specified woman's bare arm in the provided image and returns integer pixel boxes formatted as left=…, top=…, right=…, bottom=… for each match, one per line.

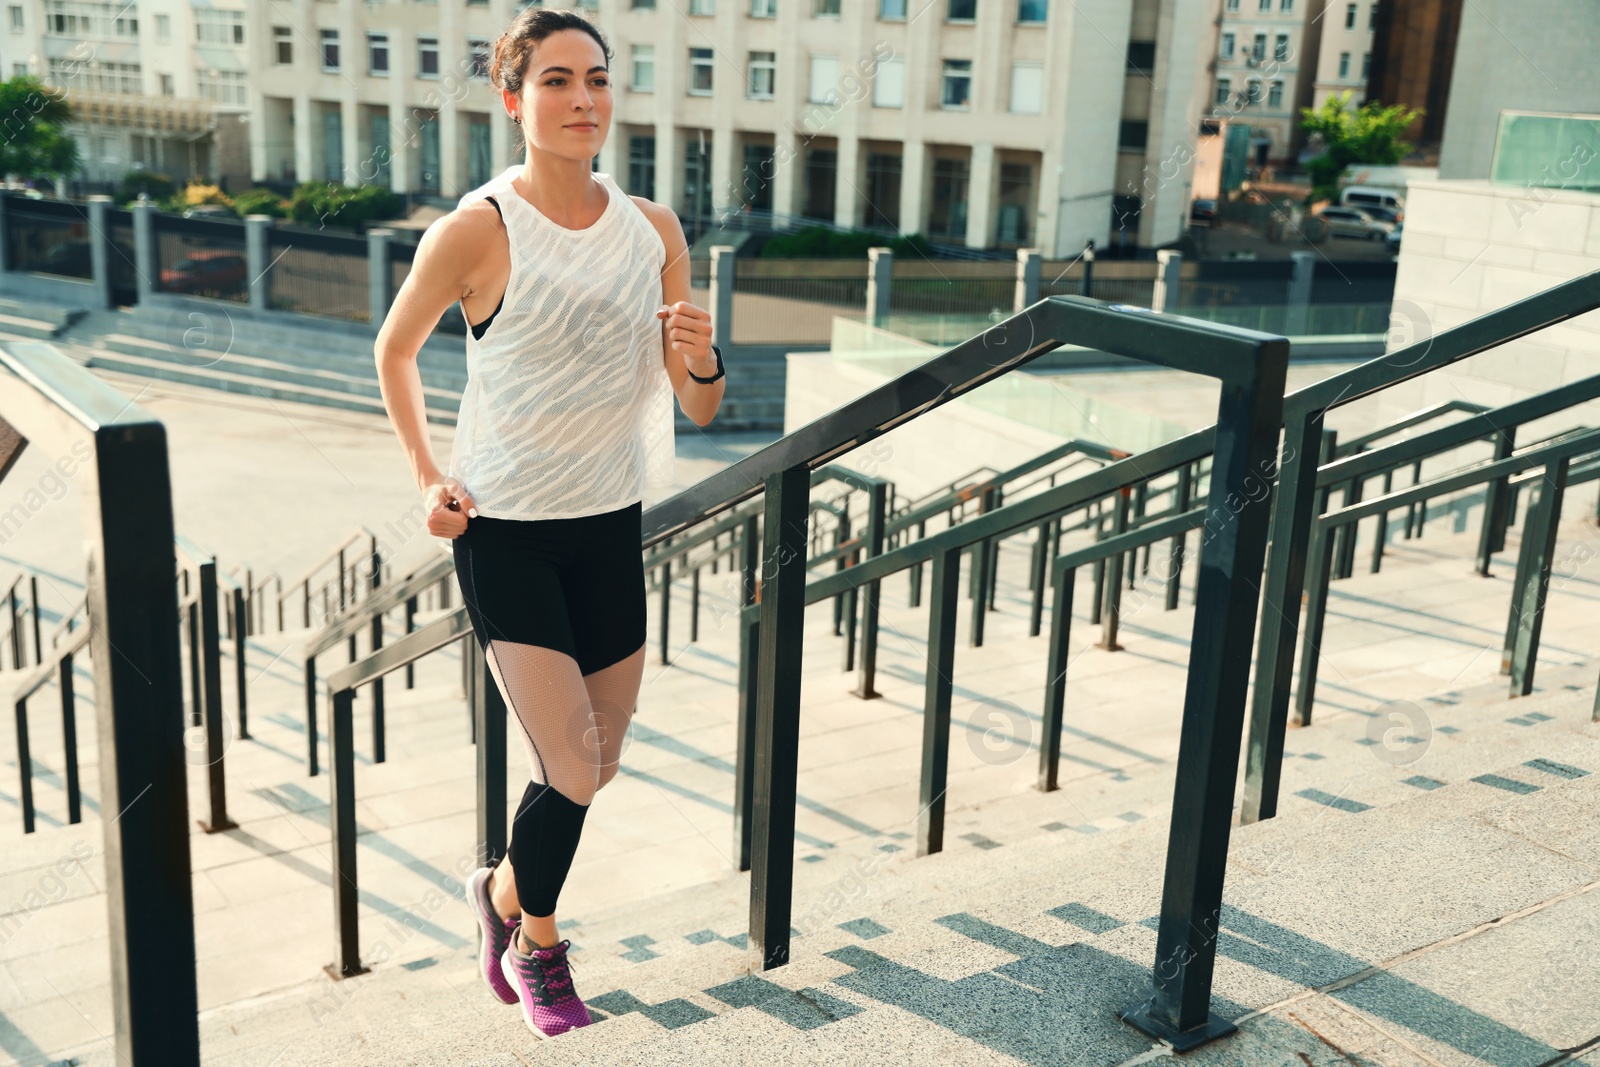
left=374, top=202, right=497, bottom=494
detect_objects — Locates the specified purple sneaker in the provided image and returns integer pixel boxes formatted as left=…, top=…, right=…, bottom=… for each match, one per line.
left=501, top=936, right=592, bottom=1039
left=465, top=866, right=520, bottom=1004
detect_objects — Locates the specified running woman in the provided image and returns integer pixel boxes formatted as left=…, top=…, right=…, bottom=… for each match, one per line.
left=374, top=6, right=726, bottom=1040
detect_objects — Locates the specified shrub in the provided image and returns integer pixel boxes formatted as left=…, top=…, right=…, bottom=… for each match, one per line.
left=759, top=225, right=935, bottom=259
left=232, top=188, right=288, bottom=218
left=287, top=181, right=402, bottom=231
left=115, top=168, right=176, bottom=205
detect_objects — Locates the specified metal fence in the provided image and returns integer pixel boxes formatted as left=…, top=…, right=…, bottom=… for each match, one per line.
left=266, top=226, right=370, bottom=322
left=153, top=214, right=249, bottom=304
left=6, top=198, right=96, bottom=280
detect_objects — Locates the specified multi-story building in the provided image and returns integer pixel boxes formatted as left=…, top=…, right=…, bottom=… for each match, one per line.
left=1208, top=0, right=1326, bottom=168
left=2, top=0, right=251, bottom=189
left=1310, top=0, right=1376, bottom=112
left=246, top=0, right=1213, bottom=257
left=1367, top=0, right=1462, bottom=152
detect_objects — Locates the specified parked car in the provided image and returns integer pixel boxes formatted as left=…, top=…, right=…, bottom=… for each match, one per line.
left=1340, top=185, right=1406, bottom=215
left=1384, top=222, right=1403, bottom=255
left=1315, top=206, right=1395, bottom=241
left=1360, top=204, right=1404, bottom=225
left=161, top=249, right=249, bottom=295
left=1189, top=198, right=1218, bottom=226
left=183, top=204, right=236, bottom=220
left=34, top=238, right=94, bottom=277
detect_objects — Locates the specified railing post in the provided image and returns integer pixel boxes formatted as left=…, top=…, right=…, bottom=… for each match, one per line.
left=1333, top=469, right=1363, bottom=580
left=690, top=566, right=701, bottom=643
left=60, top=652, right=79, bottom=824
left=186, top=594, right=201, bottom=727
left=233, top=587, right=249, bottom=739
left=370, top=542, right=384, bottom=763
left=658, top=554, right=672, bottom=666
left=1028, top=518, right=1050, bottom=636
left=473, top=634, right=508, bottom=866
left=131, top=201, right=158, bottom=300
left=1369, top=469, right=1393, bottom=573
left=88, top=195, right=114, bottom=310
left=710, top=244, right=736, bottom=346
left=14, top=696, right=32, bottom=833
left=29, top=574, right=40, bottom=666
left=1098, top=489, right=1130, bottom=651
left=918, top=545, right=960, bottom=857
left=368, top=226, right=395, bottom=328
left=1037, top=565, right=1076, bottom=792
left=1151, top=249, right=1182, bottom=313
left=197, top=560, right=237, bottom=833
left=326, top=685, right=368, bottom=979
left=908, top=519, right=926, bottom=606
left=734, top=514, right=761, bottom=871
left=1241, top=414, right=1329, bottom=825
left=749, top=468, right=809, bottom=971
left=851, top=479, right=885, bottom=700
left=1119, top=338, right=1287, bottom=1048
left=1476, top=428, right=1517, bottom=574
left=1014, top=247, right=1041, bottom=312
left=867, top=247, right=893, bottom=327
left=245, top=214, right=273, bottom=314
left=1166, top=463, right=1193, bottom=610
left=1508, top=458, right=1568, bottom=697
left=1285, top=249, right=1314, bottom=336
left=305, top=654, right=319, bottom=777
left=404, top=594, right=417, bottom=689
left=1293, top=520, right=1337, bottom=727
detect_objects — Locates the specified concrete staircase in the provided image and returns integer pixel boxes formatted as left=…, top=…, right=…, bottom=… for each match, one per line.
left=0, top=296, right=85, bottom=342
left=4, top=506, right=1599, bottom=1064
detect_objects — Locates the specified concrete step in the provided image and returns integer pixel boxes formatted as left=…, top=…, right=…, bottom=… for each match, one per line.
left=82, top=348, right=460, bottom=425
left=0, top=296, right=83, bottom=331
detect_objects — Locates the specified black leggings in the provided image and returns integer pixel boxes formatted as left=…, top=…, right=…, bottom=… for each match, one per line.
left=453, top=500, right=647, bottom=917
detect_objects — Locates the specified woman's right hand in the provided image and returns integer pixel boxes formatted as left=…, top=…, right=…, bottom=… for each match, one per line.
left=423, top=476, right=479, bottom=539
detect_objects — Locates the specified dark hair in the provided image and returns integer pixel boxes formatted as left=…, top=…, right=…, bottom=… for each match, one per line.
left=490, top=8, right=613, bottom=97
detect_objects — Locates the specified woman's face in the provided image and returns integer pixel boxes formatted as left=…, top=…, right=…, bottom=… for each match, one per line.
left=506, top=29, right=612, bottom=163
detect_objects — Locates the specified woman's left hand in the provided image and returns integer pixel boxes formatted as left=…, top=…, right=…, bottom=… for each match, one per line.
left=656, top=301, right=717, bottom=377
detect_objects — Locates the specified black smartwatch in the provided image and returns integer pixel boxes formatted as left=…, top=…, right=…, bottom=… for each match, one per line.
left=688, top=344, right=725, bottom=384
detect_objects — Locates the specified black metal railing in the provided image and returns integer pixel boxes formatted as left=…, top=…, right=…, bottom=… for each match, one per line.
left=1242, top=267, right=1600, bottom=828
left=0, top=340, right=200, bottom=1063
left=174, top=535, right=245, bottom=833
left=153, top=213, right=249, bottom=303
left=316, top=296, right=1289, bottom=1051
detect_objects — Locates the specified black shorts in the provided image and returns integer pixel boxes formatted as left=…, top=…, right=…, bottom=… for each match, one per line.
left=451, top=500, right=647, bottom=677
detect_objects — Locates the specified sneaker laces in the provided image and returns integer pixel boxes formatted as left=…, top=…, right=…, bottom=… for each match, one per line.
left=515, top=938, right=578, bottom=1005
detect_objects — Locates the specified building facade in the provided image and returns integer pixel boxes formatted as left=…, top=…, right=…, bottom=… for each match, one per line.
left=1208, top=0, right=1326, bottom=167
left=1309, top=0, right=1376, bottom=112
left=245, top=0, right=1212, bottom=257
left=1, top=0, right=252, bottom=188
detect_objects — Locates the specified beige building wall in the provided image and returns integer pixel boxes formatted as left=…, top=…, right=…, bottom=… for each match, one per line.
left=1210, top=0, right=1326, bottom=166
left=1309, top=0, right=1374, bottom=111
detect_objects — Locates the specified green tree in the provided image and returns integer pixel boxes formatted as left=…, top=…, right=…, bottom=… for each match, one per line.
left=1298, top=91, right=1422, bottom=204
left=0, top=75, right=80, bottom=181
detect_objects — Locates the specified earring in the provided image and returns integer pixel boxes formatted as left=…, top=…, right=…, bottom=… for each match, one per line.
left=512, top=115, right=521, bottom=125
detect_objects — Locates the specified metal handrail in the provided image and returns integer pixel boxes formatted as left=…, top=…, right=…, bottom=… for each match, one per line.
left=1243, top=266, right=1600, bottom=829
left=317, top=295, right=1290, bottom=1050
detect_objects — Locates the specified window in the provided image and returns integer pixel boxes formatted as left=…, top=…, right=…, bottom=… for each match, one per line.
left=808, top=54, right=838, bottom=104
left=369, top=114, right=391, bottom=185
left=1274, top=33, right=1288, bottom=61
left=1245, top=79, right=1260, bottom=104
left=866, top=152, right=901, bottom=228
left=469, top=37, right=491, bottom=80
left=941, top=58, right=971, bottom=107
left=1361, top=51, right=1370, bottom=78
left=1267, top=79, right=1282, bottom=107
left=1281, top=0, right=1292, bottom=9
left=1369, top=1, right=1377, bottom=29
left=274, top=25, right=292, bottom=65
left=1252, top=34, right=1265, bottom=61
left=1009, top=61, right=1041, bottom=113
left=320, top=29, right=340, bottom=71
left=323, top=110, right=344, bottom=182
left=1119, top=120, right=1148, bottom=150
left=47, top=57, right=140, bottom=93
left=873, top=55, right=903, bottom=106
left=927, top=157, right=967, bottom=238
left=1345, top=2, right=1356, bottom=27
left=159, top=72, right=173, bottom=95
left=628, top=135, right=656, bottom=200
left=469, top=120, right=492, bottom=185
left=196, top=10, right=244, bottom=46
left=689, top=47, right=713, bottom=94
left=632, top=0, right=657, bottom=8
left=802, top=147, right=835, bottom=220
left=741, top=142, right=774, bottom=211
left=1226, top=0, right=1238, bottom=8
left=154, top=13, right=169, bottom=40
left=880, top=0, right=906, bottom=15
left=689, top=0, right=713, bottom=13
left=1215, top=77, right=1230, bottom=105
left=815, top=0, right=839, bottom=13
left=996, top=162, right=1031, bottom=244
left=947, top=0, right=974, bottom=19
left=632, top=44, right=655, bottom=91
left=751, top=0, right=776, bottom=16
left=7, top=5, right=21, bottom=32
left=1221, top=33, right=1234, bottom=59
left=1127, top=41, right=1155, bottom=74
left=1338, top=51, right=1349, bottom=78
left=198, top=69, right=247, bottom=105
left=368, top=32, right=389, bottom=75
left=1258, top=0, right=1269, bottom=9
left=747, top=51, right=775, bottom=98
left=13, top=62, right=26, bottom=76
left=1017, top=0, right=1045, bottom=21
left=418, top=36, right=439, bottom=78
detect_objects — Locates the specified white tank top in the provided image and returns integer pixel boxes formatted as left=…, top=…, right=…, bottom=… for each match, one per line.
left=447, top=165, right=677, bottom=519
